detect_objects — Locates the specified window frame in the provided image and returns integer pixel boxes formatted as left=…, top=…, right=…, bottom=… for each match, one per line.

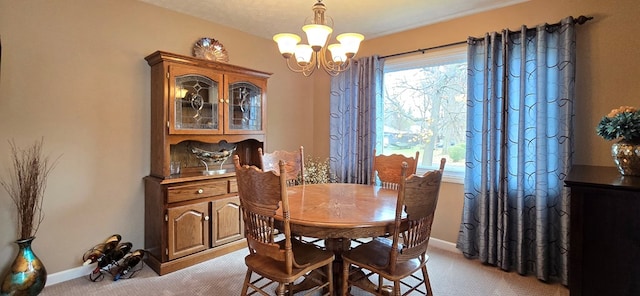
left=381, top=45, right=467, bottom=184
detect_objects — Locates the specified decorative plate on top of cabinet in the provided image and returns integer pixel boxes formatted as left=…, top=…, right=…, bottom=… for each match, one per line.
left=192, top=37, right=229, bottom=63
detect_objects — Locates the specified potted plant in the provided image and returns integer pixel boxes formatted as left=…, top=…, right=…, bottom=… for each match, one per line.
left=595, top=105, right=640, bottom=176
left=1, top=138, right=59, bottom=295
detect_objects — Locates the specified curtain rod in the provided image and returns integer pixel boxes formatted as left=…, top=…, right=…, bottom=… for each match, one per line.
left=378, top=15, right=593, bottom=60
left=378, top=41, right=467, bottom=60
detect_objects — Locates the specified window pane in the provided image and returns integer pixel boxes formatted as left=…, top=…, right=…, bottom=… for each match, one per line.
left=382, top=49, right=467, bottom=174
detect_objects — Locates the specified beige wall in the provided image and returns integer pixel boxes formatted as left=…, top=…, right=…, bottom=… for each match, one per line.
left=0, top=0, right=638, bottom=276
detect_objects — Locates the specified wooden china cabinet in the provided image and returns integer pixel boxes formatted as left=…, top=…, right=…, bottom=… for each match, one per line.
left=143, top=50, right=270, bottom=275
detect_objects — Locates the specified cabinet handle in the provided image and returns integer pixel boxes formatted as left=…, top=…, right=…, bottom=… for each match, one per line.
left=197, top=189, right=204, bottom=194
left=225, top=99, right=229, bottom=104
left=204, top=216, right=210, bottom=221
left=219, top=99, right=224, bottom=103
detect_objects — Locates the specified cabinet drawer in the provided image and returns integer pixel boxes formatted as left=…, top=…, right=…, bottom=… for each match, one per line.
left=228, top=179, right=238, bottom=193
left=167, top=180, right=228, bottom=203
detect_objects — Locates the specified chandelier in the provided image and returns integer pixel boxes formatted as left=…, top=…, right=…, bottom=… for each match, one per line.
left=273, top=0, right=364, bottom=77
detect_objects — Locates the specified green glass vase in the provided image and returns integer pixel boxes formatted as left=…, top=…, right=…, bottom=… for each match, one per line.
left=1, top=237, right=47, bottom=296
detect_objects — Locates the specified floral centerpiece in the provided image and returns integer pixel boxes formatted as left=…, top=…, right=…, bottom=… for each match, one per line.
left=299, top=156, right=338, bottom=184
left=596, top=105, right=640, bottom=142
left=595, top=106, right=640, bottom=176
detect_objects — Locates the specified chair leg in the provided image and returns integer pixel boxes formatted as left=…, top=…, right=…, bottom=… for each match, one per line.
left=341, top=261, right=350, bottom=296
left=276, top=283, right=286, bottom=296
left=241, top=269, right=252, bottom=296
left=327, top=261, right=334, bottom=295
left=393, top=281, right=401, bottom=296
left=421, top=265, right=432, bottom=295
left=286, top=283, right=294, bottom=296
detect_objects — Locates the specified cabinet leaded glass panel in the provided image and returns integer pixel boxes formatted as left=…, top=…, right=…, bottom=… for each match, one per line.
left=175, top=75, right=219, bottom=130
left=228, top=82, right=261, bottom=131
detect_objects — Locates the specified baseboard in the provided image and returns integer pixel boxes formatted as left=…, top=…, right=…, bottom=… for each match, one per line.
left=429, top=237, right=461, bottom=254
left=47, top=238, right=461, bottom=287
left=45, top=264, right=95, bottom=287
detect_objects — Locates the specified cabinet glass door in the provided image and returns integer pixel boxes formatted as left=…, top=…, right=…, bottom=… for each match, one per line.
left=226, top=77, right=265, bottom=133
left=169, top=65, right=224, bottom=134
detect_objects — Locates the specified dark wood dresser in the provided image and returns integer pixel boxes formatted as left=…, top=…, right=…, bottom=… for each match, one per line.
left=565, top=165, right=640, bottom=296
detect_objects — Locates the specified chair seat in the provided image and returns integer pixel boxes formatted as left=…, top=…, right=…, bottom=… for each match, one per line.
left=245, top=239, right=334, bottom=283
left=343, top=238, right=428, bottom=280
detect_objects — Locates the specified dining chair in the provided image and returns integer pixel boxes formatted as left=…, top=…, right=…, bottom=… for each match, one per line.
left=259, top=146, right=305, bottom=186
left=342, top=158, right=446, bottom=296
left=233, top=155, right=334, bottom=296
left=371, top=149, right=420, bottom=190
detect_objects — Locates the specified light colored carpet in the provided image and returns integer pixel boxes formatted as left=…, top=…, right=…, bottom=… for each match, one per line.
left=41, top=246, right=568, bottom=296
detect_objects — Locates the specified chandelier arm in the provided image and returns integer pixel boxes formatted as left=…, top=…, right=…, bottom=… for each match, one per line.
left=323, top=61, right=351, bottom=76
left=317, top=44, right=352, bottom=76
left=285, top=57, right=316, bottom=77
left=306, top=51, right=319, bottom=76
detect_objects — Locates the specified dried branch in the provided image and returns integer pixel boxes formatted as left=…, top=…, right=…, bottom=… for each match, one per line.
left=0, top=138, right=60, bottom=239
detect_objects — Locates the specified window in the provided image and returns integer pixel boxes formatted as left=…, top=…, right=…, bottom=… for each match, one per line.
left=380, top=45, right=467, bottom=182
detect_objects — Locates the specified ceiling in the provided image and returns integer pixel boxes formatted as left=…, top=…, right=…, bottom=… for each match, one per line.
left=138, top=0, right=528, bottom=40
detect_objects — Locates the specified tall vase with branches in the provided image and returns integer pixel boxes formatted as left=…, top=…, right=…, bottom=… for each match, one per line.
left=1, top=138, right=59, bottom=296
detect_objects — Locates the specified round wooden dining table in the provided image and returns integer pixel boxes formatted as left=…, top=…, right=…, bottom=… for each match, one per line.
left=281, top=183, right=398, bottom=239
left=276, top=183, right=400, bottom=295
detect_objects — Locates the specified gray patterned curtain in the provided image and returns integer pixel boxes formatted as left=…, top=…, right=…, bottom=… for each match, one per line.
left=329, top=56, right=384, bottom=184
left=457, top=17, right=576, bottom=284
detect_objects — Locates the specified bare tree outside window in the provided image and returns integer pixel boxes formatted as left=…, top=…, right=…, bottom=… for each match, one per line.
left=382, top=58, right=466, bottom=173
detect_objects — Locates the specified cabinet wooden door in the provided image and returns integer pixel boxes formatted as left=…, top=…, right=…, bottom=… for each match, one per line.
left=168, top=64, right=225, bottom=135
left=167, top=202, right=210, bottom=260
left=224, top=74, right=267, bottom=134
left=212, top=196, right=243, bottom=246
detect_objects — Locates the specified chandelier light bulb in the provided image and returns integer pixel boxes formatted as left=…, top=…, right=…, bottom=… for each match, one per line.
left=337, top=33, right=364, bottom=57
left=327, top=44, right=346, bottom=64
left=302, top=24, right=332, bottom=51
left=295, top=44, right=313, bottom=65
left=273, top=33, right=301, bottom=58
